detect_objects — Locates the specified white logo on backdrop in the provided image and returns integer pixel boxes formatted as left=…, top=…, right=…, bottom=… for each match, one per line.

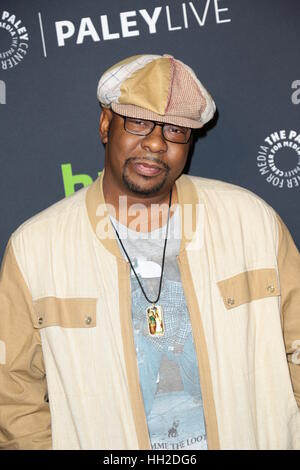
left=37, top=1, right=231, bottom=55
left=257, top=130, right=300, bottom=189
left=291, top=80, right=300, bottom=105
left=0, top=10, right=29, bottom=70
left=0, top=80, right=5, bottom=104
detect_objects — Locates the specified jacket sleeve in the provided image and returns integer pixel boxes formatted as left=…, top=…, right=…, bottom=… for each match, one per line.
left=0, top=238, right=52, bottom=449
left=276, top=214, right=300, bottom=408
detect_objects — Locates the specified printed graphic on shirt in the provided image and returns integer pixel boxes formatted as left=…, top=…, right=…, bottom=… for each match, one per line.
left=111, top=208, right=207, bottom=450
left=132, top=277, right=207, bottom=450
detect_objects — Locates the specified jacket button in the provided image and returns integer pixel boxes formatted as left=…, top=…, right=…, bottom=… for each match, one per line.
left=38, top=317, right=44, bottom=325
left=227, top=297, right=235, bottom=305
left=267, top=285, right=275, bottom=293
left=85, top=316, right=92, bottom=325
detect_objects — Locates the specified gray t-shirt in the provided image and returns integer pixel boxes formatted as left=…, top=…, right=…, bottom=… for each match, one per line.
left=110, top=207, right=207, bottom=450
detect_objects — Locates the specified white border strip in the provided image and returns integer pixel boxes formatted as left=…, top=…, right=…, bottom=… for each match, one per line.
left=38, top=12, right=47, bottom=58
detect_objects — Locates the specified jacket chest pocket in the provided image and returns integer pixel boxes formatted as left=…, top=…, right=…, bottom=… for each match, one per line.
left=32, top=297, right=97, bottom=328
left=217, top=268, right=280, bottom=310
left=32, top=297, right=98, bottom=396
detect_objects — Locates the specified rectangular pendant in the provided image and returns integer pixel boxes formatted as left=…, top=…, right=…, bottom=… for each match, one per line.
left=147, top=305, right=165, bottom=337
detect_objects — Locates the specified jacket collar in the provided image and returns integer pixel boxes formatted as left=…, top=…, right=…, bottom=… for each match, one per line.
left=85, top=169, right=199, bottom=259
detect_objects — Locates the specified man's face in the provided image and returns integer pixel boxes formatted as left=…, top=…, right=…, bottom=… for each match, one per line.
left=100, top=109, right=192, bottom=197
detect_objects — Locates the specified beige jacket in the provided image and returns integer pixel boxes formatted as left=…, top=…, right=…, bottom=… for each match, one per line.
left=0, top=172, right=300, bottom=450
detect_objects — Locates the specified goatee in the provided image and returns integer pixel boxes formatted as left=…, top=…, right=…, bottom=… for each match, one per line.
left=122, top=157, right=169, bottom=195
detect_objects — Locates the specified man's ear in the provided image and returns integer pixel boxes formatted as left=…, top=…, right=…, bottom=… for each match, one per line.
left=99, top=108, right=113, bottom=144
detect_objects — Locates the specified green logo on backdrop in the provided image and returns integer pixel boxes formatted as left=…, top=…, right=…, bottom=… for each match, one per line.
left=61, top=163, right=102, bottom=197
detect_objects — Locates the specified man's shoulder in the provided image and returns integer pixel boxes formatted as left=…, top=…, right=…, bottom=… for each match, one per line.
left=184, top=174, right=275, bottom=212
left=185, top=173, right=257, bottom=194
left=11, top=185, right=89, bottom=243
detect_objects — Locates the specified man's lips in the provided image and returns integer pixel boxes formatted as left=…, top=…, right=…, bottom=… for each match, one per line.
left=132, top=161, right=165, bottom=176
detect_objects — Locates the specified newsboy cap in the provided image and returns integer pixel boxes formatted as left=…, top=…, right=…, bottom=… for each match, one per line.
left=97, top=54, right=216, bottom=129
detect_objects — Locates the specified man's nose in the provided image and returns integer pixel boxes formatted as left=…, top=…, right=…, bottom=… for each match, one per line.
left=140, top=125, right=168, bottom=153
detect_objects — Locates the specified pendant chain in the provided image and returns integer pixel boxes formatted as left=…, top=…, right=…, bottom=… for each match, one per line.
left=110, top=189, right=173, bottom=305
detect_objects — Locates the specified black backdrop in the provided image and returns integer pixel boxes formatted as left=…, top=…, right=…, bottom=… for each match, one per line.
left=1, top=0, right=299, bottom=262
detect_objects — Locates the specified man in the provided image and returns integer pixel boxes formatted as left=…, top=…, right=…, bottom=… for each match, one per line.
left=0, top=53, right=300, bottom=450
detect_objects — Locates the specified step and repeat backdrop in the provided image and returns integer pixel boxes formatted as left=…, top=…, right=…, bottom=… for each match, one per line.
left=0, top=0, right=299, bottom=261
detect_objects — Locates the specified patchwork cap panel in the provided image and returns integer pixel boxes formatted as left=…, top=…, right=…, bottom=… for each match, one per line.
left=97, top=54, right=216, bottom=128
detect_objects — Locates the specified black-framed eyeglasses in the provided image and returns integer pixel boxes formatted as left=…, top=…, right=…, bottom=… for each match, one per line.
left=118, top=114, right=192, bottom=144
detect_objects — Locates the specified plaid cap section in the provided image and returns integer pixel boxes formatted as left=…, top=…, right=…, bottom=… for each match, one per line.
left=97, top=54, right=161, bottom=107
left=97, top=54, right=216, bottom=128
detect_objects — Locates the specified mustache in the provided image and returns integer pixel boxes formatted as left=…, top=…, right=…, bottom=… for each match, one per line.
left=124, top=156, right=170, bottom=172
